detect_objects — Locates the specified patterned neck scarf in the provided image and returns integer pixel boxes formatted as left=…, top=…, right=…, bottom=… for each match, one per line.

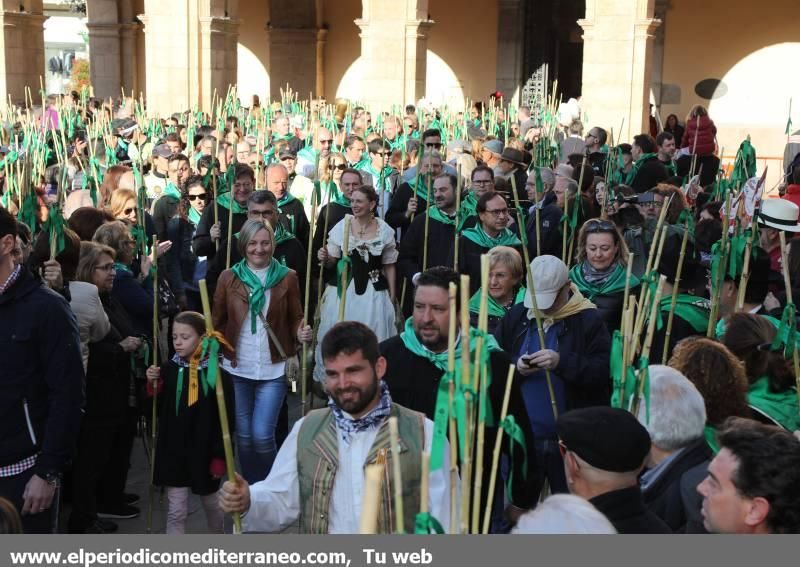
left=328, top=381, right=392, bottom=445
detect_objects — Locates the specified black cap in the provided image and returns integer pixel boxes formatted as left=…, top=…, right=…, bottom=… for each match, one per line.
left=278, top=148, right=296, bottom=160
left=556, top=407, right=651, bottom=473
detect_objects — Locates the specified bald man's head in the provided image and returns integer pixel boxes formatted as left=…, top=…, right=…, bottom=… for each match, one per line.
left=317, top=127, right=334, bottom=157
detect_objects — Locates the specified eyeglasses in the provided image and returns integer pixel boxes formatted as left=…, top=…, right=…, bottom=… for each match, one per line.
left=188, top=193, right=207, bottom=201
left=95, top=263, right=116, bottom=272
left=123, top=207, right=136, bottom=216
left=375, top=151, right=390, bottom=157
left=484, top=208, right=509, bottom=217
left=249, top=210, right=274, bottom=219
left=584, top=219, right=616, bottom=233
left=425, top=142, right=442, bottom=149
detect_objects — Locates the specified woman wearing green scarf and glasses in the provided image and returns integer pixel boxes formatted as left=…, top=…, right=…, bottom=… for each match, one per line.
left=569, top=219, right=639, bottom=332
left=166, top=175, right=208, bottom=311
left=468, top=245, right=526, bottom=334
left=212, top=219, right=312, bottom=483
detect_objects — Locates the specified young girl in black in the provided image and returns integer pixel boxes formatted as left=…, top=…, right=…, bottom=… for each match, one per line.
left=146, top=311, right=233, bottom=534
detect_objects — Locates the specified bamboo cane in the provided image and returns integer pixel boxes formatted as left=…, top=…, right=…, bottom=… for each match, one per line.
left=561, top=184, right=570, bottom=261
left=631, top=275, right=666, bottom=417
left=662, top=221, right=690, bottom=364
left=619, top=296, right=635, bottom=405
left=620, top=252, right=635, bottom=330
left=388, top=417, right=405, bottom=534
left=147, top=236, right=159, bottom=534
left=300, top=189, right=319, bottom=413
left=635, top=194, right=673, bottom=316
left=566, top=156, right=589, bottom=265
left=778, top=233, right=800, bottom=407
left=359, top=464, right=384, bottom=534
left=707, top=192, right=732, bottom=337
left=735, top=231, right=754, bottom=313
left=459, top=276, right=472, bottom=534
left=225, top=185, right=235, bottom=269
left=470, top=255, right=490, bottom=534
left=481, top=364, right=515, bottom=534
left=198, top=279, right=242, bottom=534
left=453, top=164, right=462, bottom=270
left=420, top=451, right=430, bottom=517
left=337, top=216, right=352, bottom=322
left=422, top=174, right=433, bottom=271
left=446, top=282, right=459, bottom=535
left=633, top=225, right=668, bottom=357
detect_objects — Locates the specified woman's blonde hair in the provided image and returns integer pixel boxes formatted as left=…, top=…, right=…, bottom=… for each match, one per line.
left=108, top=188, right=137, bottom=220
left=487, top=246, right=524, bottom=283
left=319, top=152, right=346, bottom=183
left=575, top=218, right=629, bottom=265
left=685, top=104, right=708, bottom=122
left=237, top=218, right=275, bottom=259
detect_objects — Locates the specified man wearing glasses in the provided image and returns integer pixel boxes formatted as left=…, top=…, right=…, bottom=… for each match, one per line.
left=401, top=129, right=458, bottom=183
left=584, top=127, right=608, bottom=177
left=363, top=138, right=400, bottom=217
left=297, top=127, right=334, bottom=180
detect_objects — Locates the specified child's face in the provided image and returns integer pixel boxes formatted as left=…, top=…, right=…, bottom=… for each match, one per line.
left=172, top=322, right=202, bottom=359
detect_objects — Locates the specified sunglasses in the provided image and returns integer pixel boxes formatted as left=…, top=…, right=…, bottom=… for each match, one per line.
left=333, top=163, right=347, bottom=171
left=585, top=219, right=615, bottom=233
left=123, top=207, right=136, bottom=216
left=188, top=193, right=207, bottom=201
left=425, top=142, right=443, bottom=149
left=376, top=151, right=390, bottom=157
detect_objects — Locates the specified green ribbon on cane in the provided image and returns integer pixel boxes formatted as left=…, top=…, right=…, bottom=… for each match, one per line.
left=499, top=415, right=528, bottom=500
left=414, top=513, right=445, bottom=535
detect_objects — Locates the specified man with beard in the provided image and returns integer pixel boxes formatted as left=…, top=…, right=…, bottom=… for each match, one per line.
left=380, top=267, right=537, bottom=530
left=219, top=321, right=453, bottom=533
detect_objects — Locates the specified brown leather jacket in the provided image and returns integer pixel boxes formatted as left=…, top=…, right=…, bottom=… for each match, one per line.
left=212, top=268, right=303, bottom=367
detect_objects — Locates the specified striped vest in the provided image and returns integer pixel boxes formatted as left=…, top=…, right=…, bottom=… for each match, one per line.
left=297, top=403, right=425, bottom=533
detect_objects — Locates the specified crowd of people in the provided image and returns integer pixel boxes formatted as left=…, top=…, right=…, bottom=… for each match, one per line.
left=1, top=89, right=800, bottom=535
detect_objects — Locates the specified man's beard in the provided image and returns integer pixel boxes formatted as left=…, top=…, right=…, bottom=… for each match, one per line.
left=416, top=326, right=448, bottom=352
left=331, top=377, right=380, bottom=415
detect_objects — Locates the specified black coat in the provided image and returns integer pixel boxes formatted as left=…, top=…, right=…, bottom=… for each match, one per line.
left=84, top=294, right=137, bottom=423
left=0, top=268, right=84, bottom=476
left=166, top=216, right=197, bottom=298
left=386, top=182, right=428, bottom=232
left=458, top=235, right=524, bottom=296
left=398, top=215, right=456, bottom=281
left=630, top=157, right=668, bottom=194
left=590, top=486, right=673, bottom=534
left=152, top=194, right=180, bottom=242
left=278, top=197, right=310, bottom=251
left=590, top=287, right=638, bottom=334
left=152, top=361, right=234, bottom=495
left=641, top=438, right=712, bottom=532
left=493, top=303, right=611, bottom=409
left=525, top=193, right=564, bottom=260
left=380, top=336, right=538, bottom=510
left=192, top=203, right=248, bottom=293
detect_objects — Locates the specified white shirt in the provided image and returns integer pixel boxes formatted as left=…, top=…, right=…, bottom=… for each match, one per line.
left=221, top=266, right=286, bottom=380
left=244, top=414, right=454, bottom=534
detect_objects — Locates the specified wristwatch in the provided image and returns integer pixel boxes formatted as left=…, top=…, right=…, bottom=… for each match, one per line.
left=40, top=471, right=61, bottom=487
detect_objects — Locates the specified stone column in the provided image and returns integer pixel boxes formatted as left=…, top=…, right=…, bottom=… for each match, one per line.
left=140, top=0, right=238, bottom=116
left=0, top=0, right=47, bottom=106
left=119, top=22, right=141, bottom=96
left=355, top=0, right=433, bottom=113
left=495, top=0, right=524, bottom=105
left=650, top=0, right=669, bottom=110
left=578, top=0, right=661, bottom=141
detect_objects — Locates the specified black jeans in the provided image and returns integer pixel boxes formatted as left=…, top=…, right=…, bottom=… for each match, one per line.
left=0, top=466, right=54, bottom=533
left=531, top=438, right=569, bottom=502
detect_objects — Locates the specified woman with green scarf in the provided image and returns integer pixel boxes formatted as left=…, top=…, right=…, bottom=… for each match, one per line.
left=212, top=219, right=311, bottom=483
left=723, top=313, right=800, bottom=432
left=468, top=246, right=526, bottom=334
left=166, top=175, right=208, bottom=311
left=569, top=218, right=639, bottom=332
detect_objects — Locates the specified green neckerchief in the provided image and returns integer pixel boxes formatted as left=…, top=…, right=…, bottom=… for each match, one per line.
left=409, top=174, right=435, bottom=203
left=43, top=203, right=66, bottom=258
left=747, top=376, right=800, bottom=432
left=426, top=206, right=468, bottom=231
left=187, top=206, right=202, bottom=226
left=364, top=162, right=394, bottom=193
left=399, top=318, right=508, bottom=473
left=274, top=222, right=295, bottom=246
left=113, top=261, right=132, bottom=275
left=569, top=262, right=637, bottom=301
left=468, top=287, right=526, bottom=318
left=332, top=191, right=351, bottom=209
left=625, top=153, right=659, bottom=185
left=230, top=259, right=290, bottom=334
left=272, top=133, right=293, bottom=143
left=277, top=193, right=297, bottom=208
left=216, top=191, right=247, bottom=214
left=461, top=223, right=522, bottom=249
left=162, top=181, right=181, bottom=200
left=657, top=294, right=710, bottom=333
left=460, top=191, right=479, bottom=219
left=704, top=425, right=720, bottom=455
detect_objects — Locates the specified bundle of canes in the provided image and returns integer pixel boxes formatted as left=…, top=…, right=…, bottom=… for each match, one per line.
left=199, top=279, right=242, bottom=534
left=632, top=225, right=668, bottom=360
left=470, top=256, right=491, bottom=534
left=147, top=236, right=159, bottom=534
left=631, top=275, right=666, bottom=417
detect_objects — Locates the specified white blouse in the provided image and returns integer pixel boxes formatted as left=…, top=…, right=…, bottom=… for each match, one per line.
left=326, top=215, right=399, bottom=265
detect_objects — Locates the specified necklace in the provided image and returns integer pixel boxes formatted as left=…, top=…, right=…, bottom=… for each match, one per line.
left=353, top=216, right=374, bottom=238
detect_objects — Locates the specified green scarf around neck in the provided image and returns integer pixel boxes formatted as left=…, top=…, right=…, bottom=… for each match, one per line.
left=187, top=206, right=202, bottom=226
left=274, top=222, right=295, bottom=246
left=162, top=181, right=181, bottom=200
left=569, top=262, right=637, bottom=301
left=277, top=193, right=297, bottom=208
left=409, top=174, right=435, bottom=203
left=216, top=192, right=247, bottom=214
left=460, top=192, right=479, bottom=219
left=231, top=259, right=290, bottom=334
left=658, top=294, right=710, bottom=333
left=427, top=206, right=469, bottom=232
left=468, top=287, right=526, bottom=318
left=626, top=153, right=659, bottom=185
left=461, top=223, right=522, bottom=249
